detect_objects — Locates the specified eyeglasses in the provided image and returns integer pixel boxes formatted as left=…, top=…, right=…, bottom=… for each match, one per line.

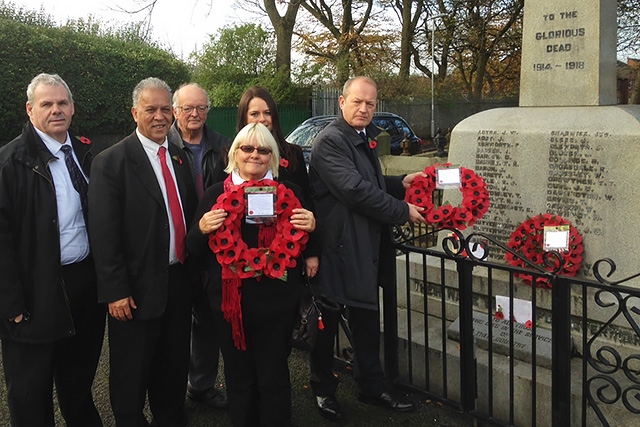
left=239, top=145, right=272, bottom=155
left=177, top=105, right=209, bottom=114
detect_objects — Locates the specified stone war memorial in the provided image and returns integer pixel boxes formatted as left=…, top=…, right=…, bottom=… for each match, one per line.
left=450, top=0, right=640, bottom=275
left=395, top=0, right=640, bottom=426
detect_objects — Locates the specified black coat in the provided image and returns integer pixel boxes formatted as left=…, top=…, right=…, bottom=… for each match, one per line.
left=309, top=116, right=408, bottom=310
left=0, top=123, right=93, bottom=342
left=88, top=132, right=198, bottom=319
left=168, top=121, right=231, bottom=189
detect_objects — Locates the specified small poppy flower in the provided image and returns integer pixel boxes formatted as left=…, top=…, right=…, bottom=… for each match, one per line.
left=525, top=320, right=533, bottom=329
left=369, top=140, right=377, bottom=149
left=283, top=240, right=302, bottom=258
left=76, top=136, right=91, bottom=145
left=283, top=226, right=306, bottom=242
left=220, top=247, right=242, bottom=265
left=297, top=232, right=310, bottom=245
left=279, top=158, right=289, bottom=168
left=426, top=210, right=442, bottom=223
left=172, top=155, right=183, bottom=165
left=495, top=310, right=505, bottom=320
left=266, top=257, right=287, bottom=279
left=276, top=190, right=296, bottom=214
left=453, top=208, right=471, bottom=222
left=235, top=260, right=256, bottom=279
left=247, top=248, right=267, bottom=270
left=214, top=229, right=235, bottom=250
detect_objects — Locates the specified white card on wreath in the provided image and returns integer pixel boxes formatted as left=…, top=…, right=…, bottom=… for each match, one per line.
left=436, top=167, right=461, bottom=189
left=543, top=225, right=570, bottom=251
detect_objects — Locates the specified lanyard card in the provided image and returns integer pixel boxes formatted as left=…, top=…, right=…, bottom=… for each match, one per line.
left=245, top=186, right=277, bottom=225
left=543, top=225, right=570, bottom=251
left=436, top=166, right=461, bottom=189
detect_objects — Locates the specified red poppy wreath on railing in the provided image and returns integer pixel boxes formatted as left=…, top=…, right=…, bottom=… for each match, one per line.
left=404, top=163, right=490, bottom=230
left=208, top=178, right=309, bottom=350
left=505, top=213, right=583, bottom=288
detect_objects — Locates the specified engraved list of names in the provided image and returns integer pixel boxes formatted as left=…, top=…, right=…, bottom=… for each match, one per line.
left=472, top=128, right=613, bottom=264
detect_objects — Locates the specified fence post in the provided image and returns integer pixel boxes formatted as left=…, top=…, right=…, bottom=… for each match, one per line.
left=383, top=276, right=399, bottom=380
left=551, top=276, right=572, bottom=427
left=457, top=258, right=477, bottom=412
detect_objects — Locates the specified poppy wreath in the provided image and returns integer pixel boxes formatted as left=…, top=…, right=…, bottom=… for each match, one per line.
left=404, top=163, right=490, bottom=230
left=505, top=213, right=583, bottom=288
left=208, top=177, right=309, bottom=350
left=209, top=178, right=309, bottom=279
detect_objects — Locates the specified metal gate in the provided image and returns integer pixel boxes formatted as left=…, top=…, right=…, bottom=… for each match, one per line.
left=386, top=227, right=640, bottom=427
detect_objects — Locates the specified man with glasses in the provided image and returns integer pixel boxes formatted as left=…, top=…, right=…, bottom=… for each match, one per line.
left=169, top=83, right=230, bottom=409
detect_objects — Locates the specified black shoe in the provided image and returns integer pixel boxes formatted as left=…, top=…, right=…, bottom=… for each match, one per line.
left=358, top=391, right=415, bottom=412
left=315, top=395, right=344, bottom=422
left=186, top=385, right=229, bottom=409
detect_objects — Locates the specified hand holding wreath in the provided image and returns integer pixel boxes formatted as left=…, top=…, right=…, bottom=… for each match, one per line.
left=199, top=208, right=228, bottom=234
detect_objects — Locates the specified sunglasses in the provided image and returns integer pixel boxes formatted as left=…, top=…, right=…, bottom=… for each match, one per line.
left=239, top=145, right=272, bottom=155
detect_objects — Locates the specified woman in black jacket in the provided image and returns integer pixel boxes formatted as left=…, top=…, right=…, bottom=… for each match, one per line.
left=187, top=123, right=316, bottom=426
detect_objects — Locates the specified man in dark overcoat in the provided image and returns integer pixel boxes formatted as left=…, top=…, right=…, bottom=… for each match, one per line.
left=0, top=73, right=105, bottom=426
left=308, top=76, right=426, bottom=421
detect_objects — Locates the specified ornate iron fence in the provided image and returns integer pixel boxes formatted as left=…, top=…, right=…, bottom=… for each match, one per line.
left=387, top=227, right=640, bottom=427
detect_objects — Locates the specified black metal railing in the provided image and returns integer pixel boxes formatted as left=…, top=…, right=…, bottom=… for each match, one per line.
left=387, top=227, right=640, bottom=427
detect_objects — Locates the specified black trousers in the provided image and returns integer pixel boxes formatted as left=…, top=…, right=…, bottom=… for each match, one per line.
left=310, top=303, right=385, bottom=398
left=107, top=263, right=192, bottom=427
left=215, top=308, right=295, bottom=427
left=1, top=257, right=106, bottom=427
left=188, top=275, right=221, bottom=392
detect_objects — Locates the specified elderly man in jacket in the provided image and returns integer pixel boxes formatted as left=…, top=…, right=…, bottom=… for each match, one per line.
left=308, top=76, right=426, bottom=422
left=169, top=83, right=230, bottom=409
left=0, top=73, right=105, bottom=426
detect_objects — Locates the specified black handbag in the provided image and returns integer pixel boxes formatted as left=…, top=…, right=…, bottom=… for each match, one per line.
left=291, top=278, right=323, bottom=351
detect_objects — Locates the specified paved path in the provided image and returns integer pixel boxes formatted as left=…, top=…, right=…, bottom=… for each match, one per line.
left=0, top=336, right=477, bottom=426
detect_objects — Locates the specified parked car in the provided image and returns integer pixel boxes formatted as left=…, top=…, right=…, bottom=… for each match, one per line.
left=285, top=112, right=424, bottom=167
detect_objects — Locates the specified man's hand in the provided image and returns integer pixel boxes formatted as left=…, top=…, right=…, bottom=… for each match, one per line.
left=407, top=203, right=427, bottom=224
left=8, top=314, right=23, bottom=323
left=108, top=297, right=137, bottom=322
left=402, top=171, right=426, bottom=189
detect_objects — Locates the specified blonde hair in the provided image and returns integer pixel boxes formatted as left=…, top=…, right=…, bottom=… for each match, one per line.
left=225, top=123, right=280, bottom=178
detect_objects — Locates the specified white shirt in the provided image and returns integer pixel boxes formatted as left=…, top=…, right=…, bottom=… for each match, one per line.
left=137, top=129, right=186, bottom=265
left=36, top=128, right=90, bottom=265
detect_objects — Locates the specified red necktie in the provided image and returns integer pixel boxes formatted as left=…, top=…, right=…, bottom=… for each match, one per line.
left=158, top=146, right=186, bottom=264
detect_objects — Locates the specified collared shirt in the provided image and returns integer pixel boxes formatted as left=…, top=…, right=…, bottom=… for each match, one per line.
left=184, top=139, right=205, bottom=198
left=137, top=129, right=186, bottom=265
left=36, top=128, right=90, bottom=265
left=231, top=169, right=274, bottom=185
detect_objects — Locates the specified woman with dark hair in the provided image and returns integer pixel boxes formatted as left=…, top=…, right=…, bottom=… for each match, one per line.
left=236, top=86, right=312, bottom=202
left=237, top=86, right=319, bottom=279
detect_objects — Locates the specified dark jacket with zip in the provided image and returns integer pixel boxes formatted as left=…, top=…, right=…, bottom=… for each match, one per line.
left=0, top=122, right=93, bottom=343
left=309, top=115, right=408, bottom=310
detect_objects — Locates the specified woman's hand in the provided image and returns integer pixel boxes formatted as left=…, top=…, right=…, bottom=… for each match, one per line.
left=198, top=209, right=228, bottom=234
left=305, top=256, right=319, bottom=278
left=290, top=208, right=316, bottom=232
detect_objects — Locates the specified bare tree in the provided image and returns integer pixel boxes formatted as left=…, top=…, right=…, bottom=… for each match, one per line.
left=386, top=0, right=426, bottom=80
left=297, top=0, right=377, bottom=84
left=236, top=0, right=303, bottom=79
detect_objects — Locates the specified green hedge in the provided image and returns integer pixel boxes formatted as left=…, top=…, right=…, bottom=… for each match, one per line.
left=0, top=18, right=191, bottom=144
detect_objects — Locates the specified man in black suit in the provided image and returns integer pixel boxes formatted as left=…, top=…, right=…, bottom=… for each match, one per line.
left=89, top=77, right=197, bottom=427
left=0, top=73, right=105, bottom=426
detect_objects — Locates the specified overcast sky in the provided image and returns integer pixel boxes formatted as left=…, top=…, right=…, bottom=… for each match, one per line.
left=14, top=0, right=256, bottom=59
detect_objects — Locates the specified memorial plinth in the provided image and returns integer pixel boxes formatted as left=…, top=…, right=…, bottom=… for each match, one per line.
left=446, top=105, right=640, bottom=281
